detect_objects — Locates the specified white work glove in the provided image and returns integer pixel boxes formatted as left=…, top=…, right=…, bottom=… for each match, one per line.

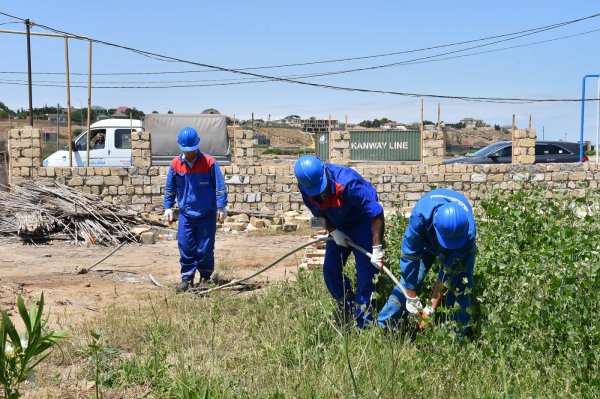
left=405, top=295, right=423, bottom=315
left=422, top=306, right=434, bottom=317
left=330, top=229, right=350, bottom=247
left=164, top=208, right=174, bottom=225
left=418, top=305, right=435, bottom=331
left=370, top=245, right=384, bottom=269
left=217, top=207, right=227, bottom=224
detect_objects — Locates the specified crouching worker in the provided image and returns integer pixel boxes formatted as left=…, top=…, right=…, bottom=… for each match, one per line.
left=377, top=188, right=477, bottom=336
left=294, top=155, right=385, bottom=328
left=163, top=127, right=228, bottom=293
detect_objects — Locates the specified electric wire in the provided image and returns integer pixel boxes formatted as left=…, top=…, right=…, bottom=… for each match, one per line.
left=2, top=27, right=600, bottom=86
left=1, top=10, right=599, bottom=103
left=1, top=10, right=597, bottom=72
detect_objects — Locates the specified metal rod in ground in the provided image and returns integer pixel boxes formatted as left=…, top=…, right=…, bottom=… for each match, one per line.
left=77, top=241, right=127, bottom=274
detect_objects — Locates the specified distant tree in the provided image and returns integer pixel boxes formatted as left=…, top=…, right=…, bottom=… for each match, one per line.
left=167, top=110, right=174, bottom=114
left=358, top=117, right=393, bottom=128
left=128, top=107, right=145, bottom=120
left=422, top=120, right=435, bottom=126
left=152, top=110, right=159, bottom=114
left=494, top=124, right=500, bottom=131
left=107, top=108, right=117, bottom=116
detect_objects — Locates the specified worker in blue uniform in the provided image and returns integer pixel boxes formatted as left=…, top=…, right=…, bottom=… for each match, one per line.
left=294, top=155, right=385, bottom=328
left=377, top=188, right=477, bottom=335
left=164, top=127, right=228, bottom=293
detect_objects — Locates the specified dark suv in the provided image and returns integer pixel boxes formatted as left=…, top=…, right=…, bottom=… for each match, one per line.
left=443, top=140, right=587, bottom=164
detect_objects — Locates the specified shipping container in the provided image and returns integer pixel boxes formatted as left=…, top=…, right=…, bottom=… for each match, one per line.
left=349, top=130, right=421, bottom=161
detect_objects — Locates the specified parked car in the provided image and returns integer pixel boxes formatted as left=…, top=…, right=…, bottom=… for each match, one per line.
left=443, top=140, right=588, bottom=164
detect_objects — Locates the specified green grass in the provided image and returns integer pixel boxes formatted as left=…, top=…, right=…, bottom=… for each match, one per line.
left=21, top=190, right=600, bottom=398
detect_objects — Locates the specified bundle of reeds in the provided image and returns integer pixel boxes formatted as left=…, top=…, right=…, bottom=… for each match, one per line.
left=0, top=182, right=162, bottom=245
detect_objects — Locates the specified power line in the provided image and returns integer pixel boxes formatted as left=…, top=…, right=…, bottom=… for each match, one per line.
left=2, top=10, right=600, bottom=103
left=1, top=11, right=599, bottom=76
left=3, top=26, right=600, bottom=83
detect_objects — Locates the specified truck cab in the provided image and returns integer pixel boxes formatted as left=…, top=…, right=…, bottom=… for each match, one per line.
left=43, top=119, right=142, bottom=167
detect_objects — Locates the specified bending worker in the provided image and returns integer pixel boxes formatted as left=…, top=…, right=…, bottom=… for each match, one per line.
left=163, top=127, right=228, bottom=293
left=294, top=155, right=385, bottom=328
left=378, top=188, right=477, bottom=335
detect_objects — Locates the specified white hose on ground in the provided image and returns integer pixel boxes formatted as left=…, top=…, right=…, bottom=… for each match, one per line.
left=195, top=236, right=409, bottom=298
left=194, top=236, right=331, bottom=295
left=344, top=240, right=410, bottom=299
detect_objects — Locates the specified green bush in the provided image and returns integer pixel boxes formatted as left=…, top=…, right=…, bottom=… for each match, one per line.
left=54, top=190, right=599, bottom=398
left=475, top=190, right=599, bottom=381
left=0, top=294, right=65, bottom=399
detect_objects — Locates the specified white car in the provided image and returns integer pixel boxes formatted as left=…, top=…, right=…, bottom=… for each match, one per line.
left=43, top=119, right=142, bottom=167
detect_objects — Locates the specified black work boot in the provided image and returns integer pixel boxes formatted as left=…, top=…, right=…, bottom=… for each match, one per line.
left=196, top=277, right=213, bottom=290
left=175, top=280, right=190, bottom=293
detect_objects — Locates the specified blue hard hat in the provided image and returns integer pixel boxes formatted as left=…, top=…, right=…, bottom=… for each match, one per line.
left=294, top=155, right=328, bottom=196
left=433, top=202, right=469, bottom=249
left=177, top=127, right=200, bottom=152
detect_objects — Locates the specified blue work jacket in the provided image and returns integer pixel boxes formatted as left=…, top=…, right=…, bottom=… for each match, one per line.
left=401, top=188, right=477, bottom=290
left=299, top=163, right=383, bottom=231
left=164, top=152, right=227, bottom=219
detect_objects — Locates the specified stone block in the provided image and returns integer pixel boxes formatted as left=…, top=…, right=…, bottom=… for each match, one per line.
left=282, top=223, right=297, bottom=232
left=140, top=232, right=155, bottom=245
left=104, top=176, right=122, bottom=185
left=67, top=176, right=84, bottom=186
left=85, top=176, right=104, bottom=185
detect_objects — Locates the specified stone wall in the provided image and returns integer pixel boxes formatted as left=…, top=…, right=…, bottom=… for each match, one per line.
left=222, top=162, right=599, bottom=213
left=422, top=129, right=446, bottom=165
left=513, top=128, right=537, bottom=164
left=7, top=127, right=600, bottom=217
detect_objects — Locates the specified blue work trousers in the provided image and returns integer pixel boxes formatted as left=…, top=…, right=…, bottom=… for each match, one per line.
left=323, top=223, right=379, bottom=328
left=377, top=251, right=474, bottom=333
left=177, top=212, right=217, bottom=282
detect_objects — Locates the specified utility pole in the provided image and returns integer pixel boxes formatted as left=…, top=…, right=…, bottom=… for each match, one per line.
left=56, top=103, right=60, bottom=151
left=542, top=126, right=545, bottom=140
left=25, top=19, right=33, bottom=127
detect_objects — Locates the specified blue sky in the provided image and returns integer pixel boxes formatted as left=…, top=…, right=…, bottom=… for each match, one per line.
left=1, top=1, right=600, bottom=142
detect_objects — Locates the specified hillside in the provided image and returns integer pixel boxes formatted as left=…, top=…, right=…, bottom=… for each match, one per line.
left=227, top=126, right=313, bottom=148
left=445, top=126, right=512, bottom=150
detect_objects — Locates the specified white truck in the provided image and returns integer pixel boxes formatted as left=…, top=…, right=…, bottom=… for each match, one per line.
left=43, top=114, right=231, bottom=167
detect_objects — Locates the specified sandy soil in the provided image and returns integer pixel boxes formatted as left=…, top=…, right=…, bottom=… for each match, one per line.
left=0, top=231, right=312, bottom=327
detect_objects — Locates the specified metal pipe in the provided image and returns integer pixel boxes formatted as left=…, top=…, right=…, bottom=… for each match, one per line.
left=86, top=40, right=92, bottom=167
left=64, top=37, right=72, bottom=167
left=580, top=74, right=600, bottom=163
left=597, top=78, right=600, bottom=163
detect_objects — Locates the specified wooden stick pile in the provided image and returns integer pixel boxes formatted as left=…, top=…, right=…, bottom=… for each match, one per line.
left=0, top=182, right=163, bottom=245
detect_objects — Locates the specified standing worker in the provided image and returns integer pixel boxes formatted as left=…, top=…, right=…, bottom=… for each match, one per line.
left=377, top=188, right=477, bottom=336
left=163, top=127, right=228, bottom=293
left=294, top=155, right=385, bottom=328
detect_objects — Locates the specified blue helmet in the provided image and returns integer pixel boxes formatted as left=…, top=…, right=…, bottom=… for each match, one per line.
left=177, top=127, right=200, bottom=152
left=294, top=155, right=328, bottom=196
left=433, top=202, right=469, bottom=249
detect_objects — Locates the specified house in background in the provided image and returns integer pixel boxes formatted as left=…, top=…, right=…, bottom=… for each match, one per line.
left=381, top=121, right=401, bottom=129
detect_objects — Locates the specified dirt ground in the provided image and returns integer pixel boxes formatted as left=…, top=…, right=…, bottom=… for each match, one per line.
left=0, top=231, right=312, bottom=328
